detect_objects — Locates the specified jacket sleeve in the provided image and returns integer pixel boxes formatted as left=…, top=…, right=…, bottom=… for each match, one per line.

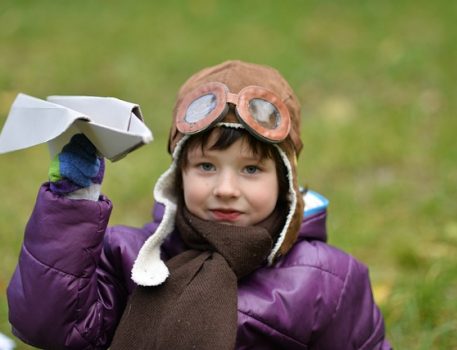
left=312, top=255, right=392, bottom=350
left=6, top=183, right=127, bottom=350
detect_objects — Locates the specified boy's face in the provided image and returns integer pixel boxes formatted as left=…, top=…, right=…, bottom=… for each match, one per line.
left=181, top=131, right=279, bottom=226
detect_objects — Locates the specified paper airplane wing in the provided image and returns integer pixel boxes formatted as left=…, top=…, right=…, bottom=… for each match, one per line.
left=0, top=94, right=89, bottom=154
left=0, top=94, right=153, bottom=161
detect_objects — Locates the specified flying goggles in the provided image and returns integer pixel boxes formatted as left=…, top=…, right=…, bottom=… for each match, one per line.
left=175, top=82, right=291, bottom=143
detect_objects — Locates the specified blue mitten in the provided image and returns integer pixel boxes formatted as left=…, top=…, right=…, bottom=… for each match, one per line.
left=49, top=134, right=105, bottom=195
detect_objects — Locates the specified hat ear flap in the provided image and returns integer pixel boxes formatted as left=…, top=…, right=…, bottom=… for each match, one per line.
left=279, top=186, right=304, bottom=257
left=278, top=148, right=304, bottom=257
left=267, top=141, right=305, bottom=263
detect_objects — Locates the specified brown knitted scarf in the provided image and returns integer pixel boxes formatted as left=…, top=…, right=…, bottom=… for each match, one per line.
left=110, top=205, right=283, bottom=349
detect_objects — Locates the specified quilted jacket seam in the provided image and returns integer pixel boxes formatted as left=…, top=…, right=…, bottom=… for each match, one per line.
left=274, top=263, right=345, bottom=283
left=329, top=256, right=353, bottom=322
left=22, top=244, right=90, bottom=279
left=238, top=308, right=306, bottom=347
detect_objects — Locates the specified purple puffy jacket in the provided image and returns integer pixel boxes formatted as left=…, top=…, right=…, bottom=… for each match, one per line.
left=7, top=184, right=391, bottom=349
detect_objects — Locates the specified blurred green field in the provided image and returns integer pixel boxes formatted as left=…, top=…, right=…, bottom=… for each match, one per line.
left=1, top=0, right=456, bottom=348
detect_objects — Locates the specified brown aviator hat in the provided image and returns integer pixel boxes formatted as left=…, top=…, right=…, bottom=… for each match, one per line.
left=131, top=60, right=304, bottom=286
left=168, top=60, right=303, bottom=155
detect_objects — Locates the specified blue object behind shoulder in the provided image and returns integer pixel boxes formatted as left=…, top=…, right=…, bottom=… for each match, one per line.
left=303, top=190, right=329, bottom=217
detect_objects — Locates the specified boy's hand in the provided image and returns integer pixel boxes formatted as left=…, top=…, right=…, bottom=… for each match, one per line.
left=48, top=134, right=105, bottom=195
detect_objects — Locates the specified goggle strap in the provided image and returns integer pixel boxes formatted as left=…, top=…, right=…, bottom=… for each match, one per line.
left=216, top=122, right=245, bottom=129
left=226, top=92, right=238, bottom=105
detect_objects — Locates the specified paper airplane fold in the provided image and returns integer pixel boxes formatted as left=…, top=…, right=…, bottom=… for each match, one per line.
left=0, top=93, right=153, bottom=161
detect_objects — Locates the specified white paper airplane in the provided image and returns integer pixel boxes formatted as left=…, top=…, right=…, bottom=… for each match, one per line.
left=0, top=93, right=153, bottom=161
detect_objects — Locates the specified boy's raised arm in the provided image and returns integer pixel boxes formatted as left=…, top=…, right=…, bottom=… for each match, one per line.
left=7, top=135, right=127, bottom=349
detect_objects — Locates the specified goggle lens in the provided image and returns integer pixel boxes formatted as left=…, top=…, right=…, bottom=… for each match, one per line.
left=248, top=98, right=281, bottom=130
left=185, top=93, right=217, bottom=123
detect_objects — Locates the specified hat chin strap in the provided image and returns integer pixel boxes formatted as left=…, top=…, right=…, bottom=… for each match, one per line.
left=131, top=123, right=296, bottom=286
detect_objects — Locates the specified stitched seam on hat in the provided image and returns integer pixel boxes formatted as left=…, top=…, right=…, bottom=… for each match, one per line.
left=282, top=93, right=293, bottom=103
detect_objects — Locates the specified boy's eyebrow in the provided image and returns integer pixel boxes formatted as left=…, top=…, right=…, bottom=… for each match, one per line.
left=235, top=152, right=271, bottom=165
left=239, top=154, right=264, bottom=161
left=187, top=148, right=265, bottom=162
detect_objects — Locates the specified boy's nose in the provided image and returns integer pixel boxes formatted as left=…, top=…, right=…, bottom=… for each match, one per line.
left=213, top=171, right=240, bottom=198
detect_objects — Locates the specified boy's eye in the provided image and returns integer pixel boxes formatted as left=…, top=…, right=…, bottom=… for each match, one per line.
left=199, top=162, right=215, bottom=171
left=243, top=165, right=260, bottom=174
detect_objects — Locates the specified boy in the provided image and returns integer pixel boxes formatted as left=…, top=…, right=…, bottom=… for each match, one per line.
left=7, top=60, right=391, bottom=349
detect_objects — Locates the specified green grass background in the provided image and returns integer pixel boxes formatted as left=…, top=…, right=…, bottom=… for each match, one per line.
left=1, top=0, right=456, bottom=348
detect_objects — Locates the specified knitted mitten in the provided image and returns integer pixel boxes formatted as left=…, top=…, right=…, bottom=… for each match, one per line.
left=49, top=134, right=105, bottom=197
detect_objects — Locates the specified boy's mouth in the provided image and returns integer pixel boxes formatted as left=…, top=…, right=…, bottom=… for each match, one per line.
left=210, top=209, right=242, bottom=222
